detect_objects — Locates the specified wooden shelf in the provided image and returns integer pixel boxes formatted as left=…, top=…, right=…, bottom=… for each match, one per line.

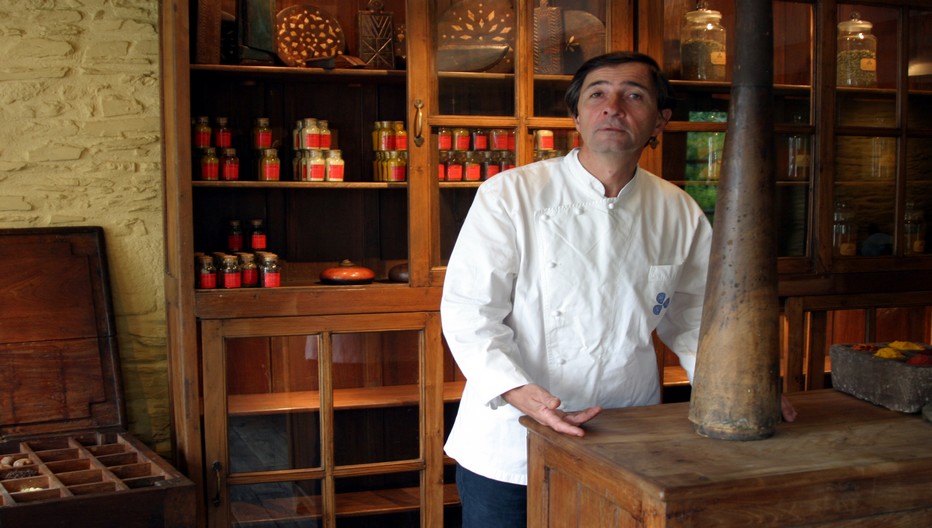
left=230, top=482, right=459, bottom=525
left=191, top=63, right=406, bottom=84
left=192, top=181, right=408, bottom=190
left=228, top=381, right=466, bottom=416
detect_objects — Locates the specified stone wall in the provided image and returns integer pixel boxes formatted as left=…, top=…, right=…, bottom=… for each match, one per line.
left=0, top=0, right=168, bottom=454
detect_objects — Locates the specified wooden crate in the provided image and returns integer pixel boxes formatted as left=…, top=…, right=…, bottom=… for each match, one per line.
left=0, top=227, right=195, bottom=528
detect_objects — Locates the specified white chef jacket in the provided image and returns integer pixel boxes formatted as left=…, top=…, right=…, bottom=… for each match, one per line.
left=440, top=149, right=712, bottom=486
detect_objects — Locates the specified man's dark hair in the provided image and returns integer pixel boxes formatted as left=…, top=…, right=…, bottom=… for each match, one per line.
left=564, top=51, right=674, bottom=118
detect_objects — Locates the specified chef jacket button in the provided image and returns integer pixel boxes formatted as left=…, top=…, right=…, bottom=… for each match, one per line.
left=607, top=202, right=615, bottom=210
left=551, top=310, right=562, bottom=318
left=541, top=213, right=550, bottom=221
left=575, top=208, right=584, bottom=215
left=559, top=358, right=567, bottom=365
left=548, top=261, right=557, bottom=268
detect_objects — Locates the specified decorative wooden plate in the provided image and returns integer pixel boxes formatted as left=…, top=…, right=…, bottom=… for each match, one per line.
left=437, top=0, right=515, bottom=72
left=275, top=4, right=344, bottom=67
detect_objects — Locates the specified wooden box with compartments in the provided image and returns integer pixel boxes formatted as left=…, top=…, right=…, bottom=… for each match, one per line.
left=0, top=227, right=195, bottom=528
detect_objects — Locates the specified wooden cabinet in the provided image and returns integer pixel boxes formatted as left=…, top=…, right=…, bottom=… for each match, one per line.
left=159, top=1, right=932, bottom=526
left=523, top=390, right=932, bottom=527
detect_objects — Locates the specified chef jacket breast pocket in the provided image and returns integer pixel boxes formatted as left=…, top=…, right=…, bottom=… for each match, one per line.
left=647, top=263, right=683, bottom=316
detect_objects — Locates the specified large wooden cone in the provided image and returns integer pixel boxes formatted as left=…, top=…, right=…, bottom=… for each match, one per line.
left=688, top=0, right=781, bottom=440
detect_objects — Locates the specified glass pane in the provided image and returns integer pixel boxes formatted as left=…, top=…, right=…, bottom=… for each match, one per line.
left=661, top=0, right=735, bottom=82
left=668, top=90, right=730, bottom=122
left=835, top=136, right=897, bottom=182
left=436, top=0, right=516, bottom=116
left=332, top=331, right=420, bottom=466
left=663, top=125, right=809, bottom=257
left=230, top=479, right=322, bottom=527
left=334, top=472, right=421, bottom=526
left=532, top=0, right=607, bottom=117
left=834, top=136, right=896, bottom=257
left=908, top=9, right=932, bottom=128
left=226, top=335, right=321, bottom=472
left=836, top=91, right=896, bottom=128
left=906, top=137, right=932, bottom=256
left=774, top=1, right=812, bottom=86
left=439, top=187, right=476, bottom=266
left=836, top=5, right=897, bottom=89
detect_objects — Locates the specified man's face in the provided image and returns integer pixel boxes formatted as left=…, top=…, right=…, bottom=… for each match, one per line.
left=574, top=62, right=672, bottom=155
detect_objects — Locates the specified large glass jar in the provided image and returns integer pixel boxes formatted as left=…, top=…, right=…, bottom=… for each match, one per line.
left=837, top=13, right=877, bottom=87
left=833, top=200, right=858, bottom=256
left=681, top=4, right=726, bottom=81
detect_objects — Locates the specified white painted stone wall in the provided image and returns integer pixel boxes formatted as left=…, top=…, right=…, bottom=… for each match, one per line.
left=0, top=0, right=168, bottom=454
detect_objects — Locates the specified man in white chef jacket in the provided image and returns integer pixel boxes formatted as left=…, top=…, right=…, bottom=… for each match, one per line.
left=440, top=51, right=711, bottom=527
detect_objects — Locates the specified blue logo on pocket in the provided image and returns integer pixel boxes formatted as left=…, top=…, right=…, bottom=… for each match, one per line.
left=652, top=292, right=670, bottom=315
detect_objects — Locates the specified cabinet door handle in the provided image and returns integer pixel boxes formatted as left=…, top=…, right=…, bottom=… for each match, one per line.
left=211, top=460, right=223, bottom=506
left=414, top=99, right=424, bottom=147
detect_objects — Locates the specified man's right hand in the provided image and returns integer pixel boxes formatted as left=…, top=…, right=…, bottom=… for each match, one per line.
left=502, top=383, right=602, bottom=437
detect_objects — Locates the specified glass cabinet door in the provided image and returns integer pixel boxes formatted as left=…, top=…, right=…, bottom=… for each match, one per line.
left=657, top=0, right=814, bottom=261
left=832, top=3, right=932, bottom=261
left=427, top=0, right=616, bottom=268
left=202, top=313, right=433, bottom=528
left=905, top=8, right=931, bottom=257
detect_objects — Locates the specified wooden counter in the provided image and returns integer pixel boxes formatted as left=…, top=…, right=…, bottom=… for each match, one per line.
left=522, top=390, right=932, bottom=527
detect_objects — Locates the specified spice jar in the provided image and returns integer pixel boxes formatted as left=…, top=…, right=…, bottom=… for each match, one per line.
left=391, top=121, right=407, bottom=150
left=253, top=117, right=272, bottom=150
left=220, top=148, right=239, bottom=181
left=446, top=151, right=464, bottom=181
left=325, top=149, right=344, bottom=181
left=837, top=12, right=877, bottom=88
left=292, top=119, right=305, bottom=151
left=199, top=147, right=219, bottom=181
left=437, top=127, right=453, bottom=151
left=318, top=119, right=332, bottom=149
left=535, top=129, right=555, bottom=151
left=302, top=118, right=321, bottom=150
left=258, top=148, right=280, bottom=181
left=307, top=149, right=325, bottom=181
left=214, top=116, right=232, bottom=148
left=482, top=150, right=500, bottom=179
left=237, top=252, right=259, bottom=287
left=833, top=200, right=857, bottom=256
left=219, top=254, right=242, bottom=289
left=227, top=219, right=243, bottom=253
left=490, top=129, right=510, bottom=151
left=249, top=218, right=267, bottom=252
left=193, top=116, right=211, bottom=149
left=464, top=151, right=481, bottom=181
left=681, top=2, right=727, bottom=81
left=471, top=128, right=489, bottom=151
left=452, top=127, right=471, bottom=151
left=259, top=252, right=281, bottom=288
left=386, top=150, right=406, bottom=181
left=437, top=150, right=449, bottom=180
left=375, top=120, right=394, bottom=151
left=904, top=201, right=926, bottom=255
left=196, top=255, right=217, bottom=289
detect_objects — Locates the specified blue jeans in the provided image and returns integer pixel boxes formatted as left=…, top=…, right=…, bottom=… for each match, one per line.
left=456, top=463, right=527, bottom=528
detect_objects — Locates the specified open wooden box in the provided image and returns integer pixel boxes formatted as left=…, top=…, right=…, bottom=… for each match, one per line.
left=0, top=227, right=195, bottom=527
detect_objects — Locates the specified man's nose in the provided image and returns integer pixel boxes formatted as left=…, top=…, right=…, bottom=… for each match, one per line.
left=603, top=94, right=624, bottom=115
